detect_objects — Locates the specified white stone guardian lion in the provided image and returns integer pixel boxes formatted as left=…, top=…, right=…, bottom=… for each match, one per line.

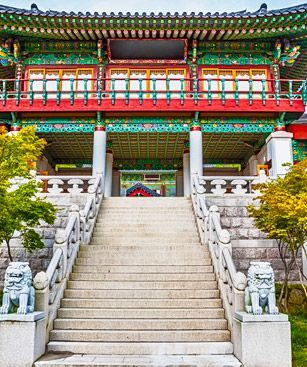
left=245, top=261, right=279, bottom=315
left=0, top=262, right=35, bottom=314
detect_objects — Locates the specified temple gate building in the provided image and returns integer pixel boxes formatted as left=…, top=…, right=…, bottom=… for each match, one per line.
left=0, top=3, right=306, bottom=195
left=0, top=3, right=306, bottom=367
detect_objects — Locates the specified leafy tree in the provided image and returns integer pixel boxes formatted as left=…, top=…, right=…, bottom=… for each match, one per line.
left=0, top=126, right=56, bottom=261
left=248, top=159, right=307, bottom=311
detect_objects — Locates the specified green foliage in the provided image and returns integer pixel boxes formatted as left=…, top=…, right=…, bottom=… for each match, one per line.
left=248, top=159, right=307, bottom=248
left=0, top=126, right=56, bottom=261
left=248, top=159, right=307, bottom=310
left=0, top=126, right=46, bottom=188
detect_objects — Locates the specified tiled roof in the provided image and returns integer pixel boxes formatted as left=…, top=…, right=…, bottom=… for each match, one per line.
left=126, top=182, right=161, bottom=197
left=0, top=3, right=306, bottom=19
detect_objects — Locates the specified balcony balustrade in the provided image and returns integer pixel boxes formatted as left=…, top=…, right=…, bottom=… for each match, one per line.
left=0, top=77, right=305, bottom=112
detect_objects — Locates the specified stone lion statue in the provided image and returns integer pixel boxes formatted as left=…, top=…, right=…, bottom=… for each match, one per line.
left=245, top=261, right=279, bottom=315
left=0, top=262, right=35, bottom=315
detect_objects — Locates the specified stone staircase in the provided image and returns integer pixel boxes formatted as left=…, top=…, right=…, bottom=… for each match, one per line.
left=36, top=197, right=241, bottom=366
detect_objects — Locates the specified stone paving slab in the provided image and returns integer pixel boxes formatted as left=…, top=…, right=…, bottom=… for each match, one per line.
left=35, top=354, right=242, bottom=366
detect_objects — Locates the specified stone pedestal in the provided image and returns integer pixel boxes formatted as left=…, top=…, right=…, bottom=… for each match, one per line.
left=0, top=312, right=46, bottom=367
left=233, top=312, right=291, bottom=367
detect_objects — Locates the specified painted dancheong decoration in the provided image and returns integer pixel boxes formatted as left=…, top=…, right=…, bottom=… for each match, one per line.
left=0, top=39, right=20, bottom=66
left=273, top=39, right=301, bottom=67
left=245, top=261, right=279, bottom=315
left=0, top=262, right=35, bottom=315
left=126, top=182, right=161, bottom=197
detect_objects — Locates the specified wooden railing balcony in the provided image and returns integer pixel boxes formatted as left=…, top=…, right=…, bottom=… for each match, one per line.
left=0, top=77, right=305, bottom=113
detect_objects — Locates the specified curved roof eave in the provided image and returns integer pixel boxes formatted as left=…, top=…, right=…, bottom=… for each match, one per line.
left=0, top=3, right=306, bottom=19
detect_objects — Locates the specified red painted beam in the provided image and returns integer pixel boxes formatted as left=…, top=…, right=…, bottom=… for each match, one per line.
left=0, top=98, right=304, bottom=113
left=288, top=124, right=307, bottom=140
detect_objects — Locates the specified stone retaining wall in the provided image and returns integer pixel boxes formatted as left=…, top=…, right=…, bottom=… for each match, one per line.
left=207, top=195, right=303, bottom=281
left=0, top=194, right=86, bottom=287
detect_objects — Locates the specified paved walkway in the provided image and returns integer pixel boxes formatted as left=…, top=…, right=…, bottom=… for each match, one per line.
left=35, top=354, right=241, bottom=366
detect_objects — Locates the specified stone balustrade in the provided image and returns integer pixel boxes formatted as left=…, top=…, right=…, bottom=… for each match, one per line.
left=191, top=174, right=247, bottom=328
left=199, top=170, right=271, bottom=195
left=36, top=175, right=94, bottom=194
left=33, top=174, right=104, bottom=339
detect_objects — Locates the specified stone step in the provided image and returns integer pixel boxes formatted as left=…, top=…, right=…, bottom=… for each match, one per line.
left=75, top=258, right=211, bottom=266
left=77, top=252, right=210, bottom=260
left=61, top=298, right=222, bottom=309
left=80, top=244, right=208, bottom=251
left=72, top=265, right=214, bottom=273
left=99, top=208, right=193, bottom=212
left=69, top=272, right=215, bottom=281
left=78, top=247, right=207, bottom=255
left=49, top=329, right=230, bottom=343
left=47, top=341, right=234, bottom=355
left=102, top=199, right=191, bottom=203
left=98, top=213, right=193, bottom=217
left=99, top=204, right=192, bottom=208
left=93, top=227, right=198, bottom=233
left=95, top=220, right=196, bottom=225
left=57, top=308, right=224, bottom=319
left=64, top=289, right=220, bottom=299
left=94, top=226, right=197, bottom=231
left=96, top=216, right=195, bottom=221
left=35, top=353, right=242, bottom=366
left=96, top=213, right=195, bottom=218
left=67, top=280, right=217, bottom=290
left=87, top=242, right=202, bottom=247
left=102, top=200, right=191, bottom=204
left=100, top=207, right=192, bottom=211
left=89, top=242, right=201, bottom=247
left=54, top=318, right=228, bottom=330
left=91, top=234, right=200, bottom=241
left=90, top=239, right=200, bottom=246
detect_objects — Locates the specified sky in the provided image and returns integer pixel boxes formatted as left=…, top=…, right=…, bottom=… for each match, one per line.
left=0, top=0, right=304, bottom=14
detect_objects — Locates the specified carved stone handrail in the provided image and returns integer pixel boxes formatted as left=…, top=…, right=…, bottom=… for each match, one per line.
left=36, top=175, right=94, bottom=194
left=198, top=171, right=272, bottom=195
left=33, top=174, right=103, bottom=339
left=191, top=174, right=247, bottom=330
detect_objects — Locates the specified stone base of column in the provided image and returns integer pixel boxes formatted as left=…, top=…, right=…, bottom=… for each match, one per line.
left=0, top=312, right=46, bottom=367
left=233, top=312, right=291, bottom=367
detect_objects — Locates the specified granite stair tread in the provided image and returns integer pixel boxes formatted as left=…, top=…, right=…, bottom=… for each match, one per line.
left=39, top=197, right=233, bottom=363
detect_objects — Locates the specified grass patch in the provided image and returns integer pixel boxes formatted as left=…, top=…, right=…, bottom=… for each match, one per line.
left=290, top=312, right=307, bottom=367
left=276, top=283, right=307, bottom=367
